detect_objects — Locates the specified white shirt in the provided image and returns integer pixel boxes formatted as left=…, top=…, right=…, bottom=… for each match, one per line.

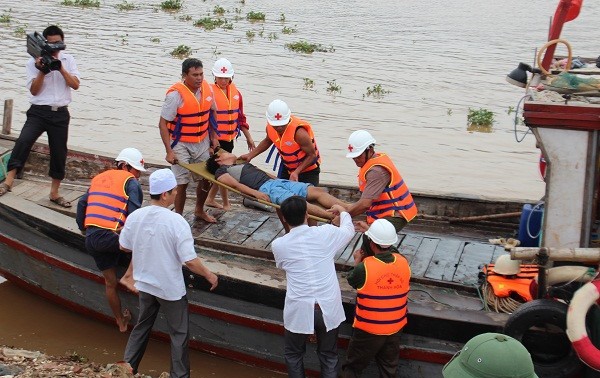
left=271, top=212, right=354, bottom=334
left=119, top=205, right=198, bottom=301
left=26, top=51, right=80, bottom=107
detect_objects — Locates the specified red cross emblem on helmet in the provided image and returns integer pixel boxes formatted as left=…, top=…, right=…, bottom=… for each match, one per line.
left=221, top=66, right=228, bottom=73
left=274, top=113, right=282, bottom=120
left=140, top=159, right=145, bottom=166
left=348, top=144, right=354, bottom=152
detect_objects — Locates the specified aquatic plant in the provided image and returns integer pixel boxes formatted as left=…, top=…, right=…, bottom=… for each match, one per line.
left=61, top=0, right=100, bottom=7
left=326, top=80, right=341, bottom=95
left=507, top=106, right=515, bottom=115
left=302, top=78, right=314, bottom=90
left=160, top=0, right=182, bottom=11
left=447, top=108, right=453, bottom=116
left=13, top=24, right=27, bottom=36
left=193, top=17, right=225, bottom=31
left=0, top=12, right=10, bottom=23
left=178, top=14, right=192, bottom=21
left=213, top=5, right=225, bottom=15
left=245, top=30, right=255, bottom=41
left=268, top=32, right=278, bottom=41
left=285, top=41, right=333, bottom=54
left=246, top=11, right=265, bottom=22
left=115, top=1, right=137, bottom=11
left=222, top=21, right=234, bottom=30
left=279, top=13, right=285, bottom=22
left=364, top=84, right=391, bottom=99
left=170, top=44, right=192, bottom=58
left=150, top=37, right=161, bottom=43
left=282, top=26, right=296, bottom=34
left=467, top=108, right=495, bottom=127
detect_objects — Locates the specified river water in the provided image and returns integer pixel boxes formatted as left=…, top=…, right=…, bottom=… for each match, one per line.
left=0, top=0, right=597, bottom=201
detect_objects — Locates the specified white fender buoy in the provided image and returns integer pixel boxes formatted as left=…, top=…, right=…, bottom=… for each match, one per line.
left=566, top=280, right=600, bottom=371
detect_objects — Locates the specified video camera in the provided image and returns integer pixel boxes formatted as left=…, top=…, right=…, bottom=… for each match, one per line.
left=26, top=31, right=65, bottom=74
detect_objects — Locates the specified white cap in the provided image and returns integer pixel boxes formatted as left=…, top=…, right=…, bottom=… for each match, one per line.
left=149, top=169, right=177, bottom=195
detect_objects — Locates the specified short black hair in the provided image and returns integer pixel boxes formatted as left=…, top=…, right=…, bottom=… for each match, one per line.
left=182, top=58, right=203, bottom=75
left=150, top=189, right=173, bottom=200
left=43, top=25, right=64, bottom=40
left=206, top=154, right=220, bottom=175
left=280, top=196, right=307, bottom=227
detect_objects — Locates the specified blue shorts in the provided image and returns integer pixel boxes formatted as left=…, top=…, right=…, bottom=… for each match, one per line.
left=258, top=179, right=311, bottom=205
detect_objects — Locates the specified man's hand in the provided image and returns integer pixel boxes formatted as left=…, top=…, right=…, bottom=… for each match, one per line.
left=255, top=192, right=270, bottom=202
left=246, top=139, right=256, bottom=152
left=206, top=272, right=218, bottom=291
left=239, top=153, right=251, bottom=162
left=165, top=151, right=178, bottom=165
left=353, top=249, right=365, bottom=265
left=354, top=221, right=369, bottom=233
left=329, top=204, right=346, bottom=215
left=289, top=171, right=299, bottom=182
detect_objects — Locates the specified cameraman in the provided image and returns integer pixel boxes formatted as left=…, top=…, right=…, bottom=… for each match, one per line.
left=0, top=25, right=80, bottom=206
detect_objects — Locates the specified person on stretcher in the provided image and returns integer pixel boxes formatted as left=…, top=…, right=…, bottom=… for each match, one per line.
left=206, top=152, right=346, bottom=221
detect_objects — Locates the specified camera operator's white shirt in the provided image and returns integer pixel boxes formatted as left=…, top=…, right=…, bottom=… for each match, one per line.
left=26, top=51, right=80, bottom=107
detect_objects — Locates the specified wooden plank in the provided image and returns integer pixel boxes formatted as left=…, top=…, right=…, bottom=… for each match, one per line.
left=9, top=181, right=39, bottom=196
left=398, top=234, right=423, bottom=265
left=226, top=213, right=270, bottom=244
left=336, top=232, right=363, bottom=266
left=424, top=239, right=464, bottom=282
left=242, top=216, right=285, bottom=250
left=453, top=242, right=497, bottom=285
left=409, top=237, right=440, bottom=278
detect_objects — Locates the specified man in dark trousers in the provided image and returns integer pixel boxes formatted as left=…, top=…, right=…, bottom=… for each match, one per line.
left=342, top=219, right=411, bottom=378
left=0, top=25, right=80, bottom=206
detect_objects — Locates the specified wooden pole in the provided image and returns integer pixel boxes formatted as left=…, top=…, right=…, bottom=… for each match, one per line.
left=450, top=211, right=522, bottom=223
left=2, top=99, right=13, bottom=135
left=511, top=247, right=600, bottom=263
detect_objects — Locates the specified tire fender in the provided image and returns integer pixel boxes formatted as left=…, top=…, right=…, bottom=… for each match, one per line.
left=566, top=280, right=600, bottom=371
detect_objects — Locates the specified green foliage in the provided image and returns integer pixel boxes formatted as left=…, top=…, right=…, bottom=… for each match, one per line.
left=246, top=11, right=265, bottom=21
left=302, top=78, right=314, bottom=90
left=213, top=5, right=225, bottom=15
left=160, top=0, right=182, bottom=11
left=170, top=44, right=192, bottom=58
left=282, top=25, right=296, bottom=34
left=61, top=0, right=100, bottom=7
left=467, top=108, right=495, bottom=127
left=150, top=37, right=161, bottom=43
left=0, top=12, right=10, bottom=23
left=285, top=41, right=334, bottom=54
left=115, top=1, right=137, bottom=11
left=279, top=13, right=285, bottom=22
left=506, top=106, right=515, bottom=115
left=245, top=30, right=255, bottom=41
left=193, top=17, right=225, bottom=31
left=268, top=32, right=278, bottom=41
left=364, top=84, right=391, bottom=99
left=222, top=21, right=233, bottom=30
left=13, top=24, right=27, bottom=36
left=178, top=14, right=192, bottom=21
left=447, top=108, right=453, bottom=116
left=326, top=80, right=341, bottom=95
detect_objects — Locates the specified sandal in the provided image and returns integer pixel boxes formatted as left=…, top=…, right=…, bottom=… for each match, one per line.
left=0, top=182, right=11, bottom=197
left=49, top=196, right=72, bottom=208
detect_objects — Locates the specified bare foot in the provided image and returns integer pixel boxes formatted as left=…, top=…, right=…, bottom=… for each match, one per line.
left=205, top=200, right=224, bottom=209
left=120, top=275, right=138, bottom=294
left=195, top=211, right=217, bottom=223
left=117, top=309, right=131, bottom=333
left=222, top=204, right=231, bottom=211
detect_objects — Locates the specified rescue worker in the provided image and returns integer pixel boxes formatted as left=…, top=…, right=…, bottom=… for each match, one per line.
left=342, top=219, right=411, bottom=378
left=158, top=58, right=216, bottom=222
left=240, top=99, right=321, bottom=185
left=76, top=148, right=146, bottom=332
left=443, top=333, right=538, bottom=378
left=205, top=58, right=255, bottom=210
left=343, top=130, right=417, bottom=255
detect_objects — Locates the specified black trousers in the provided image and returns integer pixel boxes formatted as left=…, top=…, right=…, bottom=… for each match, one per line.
left=7, top=105, right=70, bottom=180
left=342, top=328, right=402, bottom=378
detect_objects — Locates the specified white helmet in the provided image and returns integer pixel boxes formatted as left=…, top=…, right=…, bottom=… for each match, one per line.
left=115, top=148, right=146, bottom=172
left=364, top=219, right=398, bottom=247
left=346, top=130, right=376, bottom=158
left=265, top=99, right=291, bottom=126
left=212, top=58, right=234, bottom=78
left=493, top=254, right=521, bottom=275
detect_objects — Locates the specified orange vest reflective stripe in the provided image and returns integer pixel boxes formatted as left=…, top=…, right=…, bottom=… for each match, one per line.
left=211, top=82, right=241, bottom=142
left=358, top=153, right=417, bottom=224
left=354, top=254, right=411, bottom=335
left=483, top=264, right=538, bottom=302
left=166, top=81, right=212, bottom=144
left=84, top=170, right=134, bottom=231
left=265, top=115, right=321, bottom=174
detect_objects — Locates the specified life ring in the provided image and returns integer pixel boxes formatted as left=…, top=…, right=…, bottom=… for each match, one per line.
left=566, top=280, right=600, bottom=371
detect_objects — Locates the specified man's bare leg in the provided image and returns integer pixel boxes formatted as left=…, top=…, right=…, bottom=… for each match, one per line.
left=307, top=202, right=336, bottom=221
left=195, top=179, right=216, bottom=223
left=174, top=183, right=188, bottom=214
left=102, top=268, right=131, bottom=332
left=49, top=178, right=62, bottom=201
left=119, top=262, right=137, bottom=294
left=306, top=187, right=348, bottom=209
left=205, top=184, right=224, bottom=209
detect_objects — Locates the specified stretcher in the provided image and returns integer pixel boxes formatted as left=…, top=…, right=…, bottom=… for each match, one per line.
left=179, top=162, right=330, bottom=223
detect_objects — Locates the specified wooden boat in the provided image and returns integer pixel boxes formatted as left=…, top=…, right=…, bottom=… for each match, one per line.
left=0, top=135, right=526, bottom=377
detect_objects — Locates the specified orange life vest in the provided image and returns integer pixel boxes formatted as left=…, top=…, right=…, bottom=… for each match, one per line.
left=265, top=116, right=321, bottom=174
left=211, top=82, right=241, bottom=142
left=84, top=170, right=135, bottom=231
left=483, top=264, right=538, bottom=302
left=353, top=253, right=411, bottom=335
left=166, top=81, right=212, bottom=145
left=358, top=153, right=417, bottom=224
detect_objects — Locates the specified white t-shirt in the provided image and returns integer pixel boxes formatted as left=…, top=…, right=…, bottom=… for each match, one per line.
left=271, top=212, right=355, bottom=334
left=119, top=205, right=198, bottom=301
left=26, top=51, right=80, bottom=107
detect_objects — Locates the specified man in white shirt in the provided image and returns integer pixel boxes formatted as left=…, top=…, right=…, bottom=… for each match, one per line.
left=271, top=196, right=354, bottom=378
left=0, top=25, right=80, bottom=207
left=119, top=168, right=218, bottom=377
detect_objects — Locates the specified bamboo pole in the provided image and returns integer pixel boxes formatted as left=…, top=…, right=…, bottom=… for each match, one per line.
left=450, top=211, right=522, bottom=223
left=511, top=247, right=600, bottom=263
left=2, top=99, right=13, bottom=135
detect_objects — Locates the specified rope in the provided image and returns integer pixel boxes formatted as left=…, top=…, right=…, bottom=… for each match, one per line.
left=482, top=283, right=523, bottom=313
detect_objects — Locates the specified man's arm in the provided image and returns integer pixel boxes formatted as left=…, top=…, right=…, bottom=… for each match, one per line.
left=75, top=190, right=89, bottom=231
left=159, top=116, right=178, bottom=164
left=29, top=67, right=46, bottom=96
left=289, top=127, right=317, bottom=181
left=240, top=135, right=272, bottom=161
left=346, top=261, right=366, bottom=289
left=217, top=173, right=270, bottom=202
left=125, top=179, right=143, bottom=214
left=185, top=257, right=218, bottom=290
left=59, top=63, right=80, bottom=90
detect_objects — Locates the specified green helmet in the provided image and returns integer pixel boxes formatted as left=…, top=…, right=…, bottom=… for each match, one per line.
left=443, top=333, right=538, bottom=378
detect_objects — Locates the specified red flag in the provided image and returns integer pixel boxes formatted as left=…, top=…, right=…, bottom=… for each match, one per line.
left=562, top=0, right=583, bottom=23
